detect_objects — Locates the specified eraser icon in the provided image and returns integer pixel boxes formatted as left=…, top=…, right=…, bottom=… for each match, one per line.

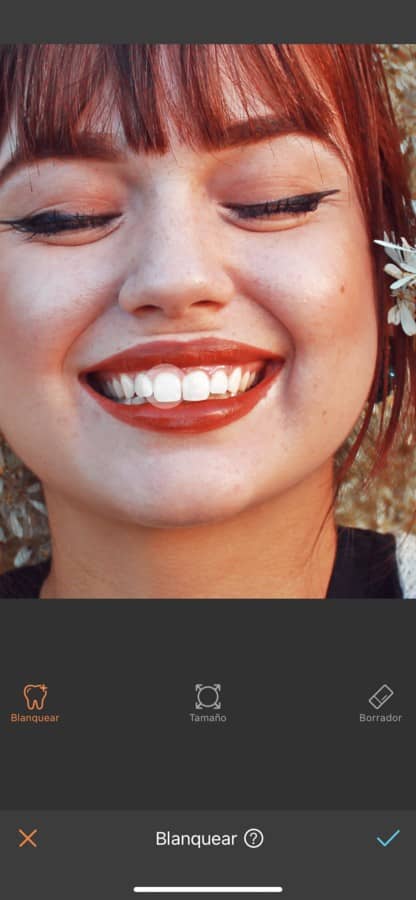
left=368, top=684, right=394, bottom=710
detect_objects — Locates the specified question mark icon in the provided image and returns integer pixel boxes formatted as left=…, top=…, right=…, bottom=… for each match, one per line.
left=243, top=827, right=264, bottom=848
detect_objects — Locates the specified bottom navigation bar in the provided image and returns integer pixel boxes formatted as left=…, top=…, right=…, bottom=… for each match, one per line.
left=0, top=810, right=411, bottom=900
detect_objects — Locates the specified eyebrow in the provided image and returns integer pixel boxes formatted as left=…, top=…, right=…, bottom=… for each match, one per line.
left=216, top=115, right=345, bottom=166
left=213, top=115, right=307, bottom=148
left=0, top=133, right=125, bottom=189
left=0, top=116, right=340, bottom=188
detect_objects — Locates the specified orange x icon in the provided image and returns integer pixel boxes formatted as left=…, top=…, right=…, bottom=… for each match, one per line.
left=18, top=828, right=38, bottom=848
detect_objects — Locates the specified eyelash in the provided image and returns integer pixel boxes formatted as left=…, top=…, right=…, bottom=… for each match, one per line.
left=226, top=189, right=340, bottom=220
left=2, top=211, right=122, bottom=239
left=2, top=189, right=339, bottom=238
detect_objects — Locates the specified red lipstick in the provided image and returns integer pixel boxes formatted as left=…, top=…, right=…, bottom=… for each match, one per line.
left=80, top=338, right=284, bottom=434
left=82, top=337, right=280, bottom=375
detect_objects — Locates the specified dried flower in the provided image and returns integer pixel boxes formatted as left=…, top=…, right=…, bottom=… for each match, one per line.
left=13, top=546, right=32, bottom=567
left=374, top=233, right=416, bottom=335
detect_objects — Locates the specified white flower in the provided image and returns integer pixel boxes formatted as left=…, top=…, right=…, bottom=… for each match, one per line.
left=374, top=232, right=416, bottom=272
left=383, top=262, right=416, bottom=291
left=374, top=233, right=416, bottom=335
left=387, top=296, right=416, bottom=336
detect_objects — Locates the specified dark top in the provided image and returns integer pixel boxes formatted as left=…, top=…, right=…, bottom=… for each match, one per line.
left=0, top=527, right=403, bottom=599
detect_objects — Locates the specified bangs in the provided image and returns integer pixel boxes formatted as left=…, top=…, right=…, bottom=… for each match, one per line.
left=0, top=44, right=342, bottom=161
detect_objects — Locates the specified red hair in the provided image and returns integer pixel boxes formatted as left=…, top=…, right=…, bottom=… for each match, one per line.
left=0, top=44, right=415, bottom=494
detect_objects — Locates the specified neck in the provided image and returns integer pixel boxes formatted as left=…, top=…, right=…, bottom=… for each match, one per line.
left=40, top=467, right=337, bottom=599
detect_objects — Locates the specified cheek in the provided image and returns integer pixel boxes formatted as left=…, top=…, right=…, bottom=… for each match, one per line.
left=232, top=226, right=378, bottom=445
left=235, top=226, right=378, bottom=353
left=0, top=249, right=118, bottom=378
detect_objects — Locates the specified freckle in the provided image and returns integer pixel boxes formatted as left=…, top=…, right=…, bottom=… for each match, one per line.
left=340, top=284, right=345, bottom=294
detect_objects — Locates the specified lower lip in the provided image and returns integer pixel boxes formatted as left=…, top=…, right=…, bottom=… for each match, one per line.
left=80, top=359, right=284, bottom=434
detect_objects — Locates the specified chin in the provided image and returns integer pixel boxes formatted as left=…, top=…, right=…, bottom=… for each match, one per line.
left=128, top=500, right=247, bottom=530
left=103, top=483, right=253, bottom=530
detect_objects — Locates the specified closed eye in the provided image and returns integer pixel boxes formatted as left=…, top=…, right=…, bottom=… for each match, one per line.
left=224, top=189, right=340, bottom=220
left=0, top=189, right=340, bottom=241
left=0, top=211, right=122, bottom=240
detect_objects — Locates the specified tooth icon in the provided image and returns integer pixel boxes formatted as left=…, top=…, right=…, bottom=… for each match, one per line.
left=23, top=684, right=48, bottom=711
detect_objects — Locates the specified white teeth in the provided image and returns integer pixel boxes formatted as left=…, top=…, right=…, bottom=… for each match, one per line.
left=104, top=379, right=116, bottom=398
left=228, top=366, right=242, bottom=395
left=182, top=369, right=211, bottom=401
left=112, top=377, right=124, bottom=399
left=153, top=372, right=182, bottom=402
left=239, top=370, right=250, bottom=392
left=210, top=368, right=229, bottom=395
left=96, top=361, right=267, bottom=403
left=134, top=372, right=153, bottom=398
left=120, top=373, right=135, bottom=399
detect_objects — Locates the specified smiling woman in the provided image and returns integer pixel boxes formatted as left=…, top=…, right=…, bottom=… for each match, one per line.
left=0, top=43, right=415, bottom=599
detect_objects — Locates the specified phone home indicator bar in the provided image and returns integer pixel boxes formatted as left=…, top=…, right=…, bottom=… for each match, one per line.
left=133, top=889, right=283, bottom=894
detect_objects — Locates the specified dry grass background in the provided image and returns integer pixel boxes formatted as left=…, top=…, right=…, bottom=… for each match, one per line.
left=1, top=44, right=416, bottom=573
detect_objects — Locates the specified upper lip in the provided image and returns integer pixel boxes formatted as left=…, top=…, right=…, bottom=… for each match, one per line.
left=82, top=338, right=283, bottom=374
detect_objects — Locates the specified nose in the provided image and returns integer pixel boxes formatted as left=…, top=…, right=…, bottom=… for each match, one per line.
left=117, top=189, right=234, bottom=321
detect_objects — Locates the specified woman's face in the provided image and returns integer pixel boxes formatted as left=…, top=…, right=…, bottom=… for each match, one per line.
left=0, top=88, right=378, bottom=528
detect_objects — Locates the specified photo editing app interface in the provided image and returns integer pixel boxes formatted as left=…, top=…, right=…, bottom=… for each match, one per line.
left=1, top=598, right=415, bottom=899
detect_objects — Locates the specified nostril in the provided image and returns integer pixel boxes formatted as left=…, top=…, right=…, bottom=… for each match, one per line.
left=135, top=305, right=160, bottom=314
